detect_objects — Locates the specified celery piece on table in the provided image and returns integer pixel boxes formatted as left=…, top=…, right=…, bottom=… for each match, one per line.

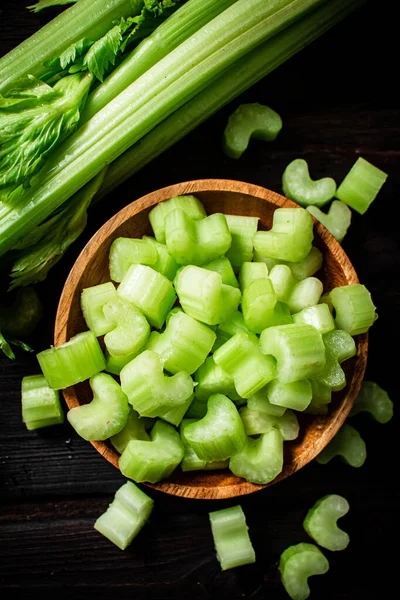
left=329, top=283, right=377, bottom=336
left=223, top=103, right=282, bottom=160
left=229, top=427, right=284, bottom=485
left=349, top=380, right=393, bottom=424
left=117, top=264, right=176, bottom=329
left=336, top=157, right=388, bottom=214
left=67, top=372, right=129, bottom=440
left=149, top=194, right=206, bottom=244
left=21, top=374, right=64, bottom=430
left=194, top=356, right=241, bottom=403
left=260, top=323, right=325, bottom=384
left=253, top=208, right=314, bottom=263
left=144, top=310, right=215, bottom=375
left=120, top=349, right=194, bottom=418
left=119, top=420, right=184, bottom=483
left=103, top=297, right=150, bottom=357
left=37, top=330, right=106, bottom=389
left=292, top=303, right=335, bottom=334
left=313, top=330, right=356, bottom=392
left=110, top=407, right=151, bottom=454
left=204, top=257, right=239, bottom=288
left=180, top=418, right=229, bottom=472
left=315, top=423, right=366, bottom=467
left=224, top=214, right=259, bottom=270
left=279, top=543, right=329, bottom=600
left=282, top=158, right=336, bottom=208
left=80, top=282, right=117, bottom=336
left=108, top=237, right=158, bottom=282
left=209, top=505, right=256, bottom=571
left=94, top=480, right=154, bottom=550
left=307, top=200, right=352, bottom=243
left=182, top=394, right=246, bottom=462
left=214, top=332, right=276, bottom=399
left=303, top=494, right=350, bottom=552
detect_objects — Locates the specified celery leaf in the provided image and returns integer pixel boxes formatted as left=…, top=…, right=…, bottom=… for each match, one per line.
left=27, top=1, right=79, bottom=13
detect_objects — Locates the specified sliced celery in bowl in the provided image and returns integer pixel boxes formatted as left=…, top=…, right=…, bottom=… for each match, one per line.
left=54, top=179, right=368, bottom=500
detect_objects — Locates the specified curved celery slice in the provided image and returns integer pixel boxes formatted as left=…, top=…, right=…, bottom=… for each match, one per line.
left=194, top=356, right=241, bottom=402
left=94, top=480, right=154, bottom=551
left=117, top=264, right=176, bottom=329
left=279, top=543, right=329, bottom=600
left=239, top=262, right=277, bottom=333
left=329, top=284, right=377, bottom=336
left=229, top=427, right=283, bottom=484
left=214, top=332, right=276, bottom=398
left=108, top=237, right=158, bottom=282
left=209, top=505, right=256, bottom=571
left=314, top=330, right=356, bottom=392
left=292, top=304, right=335, bottom=334
left=253, top=208, right=314, bottom=262
left=161, top=393, right=194, bottom=428
left=142, top=236, right=179, bottom=281
left=224, top=214, right=259, bottom=269
left=282, top=158, right=336, bottom=208
left=240, top=407, right=298, bottom=440
left=303, top=494, right=350, bottom=552
left=110, top=407, right=151, bottom=454
left=204, top=256, right=239, bottom=288
left=247, top=388, right=286, bottom=417
left=182, top=394, right=246, bottom=462
left=105, top=349, right=138, bottom=376
left=144, top=310, right=216, bottom=375
left=308, top=200, right=352, bottom=243
left=67, top=372, right=129, bottom=441
left=180, top=418, right=229, bottom=472
left=260, top=324, right=325, bottom=384
left=80, top=282, right=117, bottom=336
left=267, top=378, right=312, bottom=411
left=336, top=157, right=387, bottom=215
left=119, top=420, right=184, bottom=483
left=120, top=350, right=194, bottom=418
left=315, top=423, right=366, bottom=467
left=37, top=330, right=106, bottom=390
left=349, top=380, right=393, bottom=424
left=103, top=297, right=150, bottom=357
left=21, top=374, right=64, bottom=430
left=149, top=195, right=206, bottom=244
left=223, top=103, right=282, bottom=159
left=165, top=210, right=232, bottom=266
left=269, top=265, right=323, bottom=313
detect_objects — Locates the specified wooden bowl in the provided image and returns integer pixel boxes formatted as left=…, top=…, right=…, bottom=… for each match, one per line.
left=55, top=179, right=368, bottom=500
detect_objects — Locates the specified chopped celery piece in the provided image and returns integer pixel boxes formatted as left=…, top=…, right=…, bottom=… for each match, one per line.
left=21, top=374, right=64, bottom=430
left=103, top=297, right=150, bottom=357
left=120, top=350, right=194, bottom=418
left=303, top=494, right=350, bottom=552
left=119, top=420, right=184, bottom=483
left=239, top=262, right=277, bottom=333
left=174, top=265, right=240, bottom=325
left=209, top=505, right=256, bottom=570
left=282, top=158, right=336, bottom=208
left=307, top=200, right=352, bottom=243
left=336, top=157, right=388, bottom=214
left=260, top=324, right=325, bottom=384
left=239, top=407, right=299, bottom=440
left=266, top=378, right=312, bottom=411
left=142, top=236, right=179, bottom=281
left=292, top=304, right=335, bottom=334
left=239, top=261, right=269, bottom=288
left=161, top=393, right=194, bottom=427
left=329, top=284, right=377, bottom=336
left=304, top=399, right=328, bottom=415
left=229, top=427, right=283, bottom=484
left=247, top=388, right=287, bottom=417
left=275, top=409, right=299, bottom=441
left=217, top=310, right=258, bottom=344
left=253, top=208, right=314, bottom=262
left=288, top=247, right=323, bottom=281
left=165, top=210, right=231, bottom=266
left=319, top=292, right=334, bottom=312
left=184, top=397, right=208, bottom=419
left=117, top=264, right=176, bottom=329
left=316, top=423, right=366, bottom=467
left=67, top=372, right=129, bottom=441
left=268, top=264, right=294, bottom=301
left=214, top=332, right=276, bottom=398
left=108, top=237, right=157, bottom=282
left=262, top=301, right=294, bottom=329
left=314, top=330, right=356, bottom=392
left=144, top=310, right=215, bottom=374
left=223, top=103, right=282, bottom=159
left=182, top=394, right=246, bottom=462
left=204, top=257, right=239, bottom=288
left=80, top=282, right=117, bottom=336
left=180, top=419, right=228, bottom=472
left=110, top=408, right=151, bottom=454
left=37, top=330, right=106, bottom=390
left=149, top=195, right=206, bottom=244
left=305, top=379, right=332, bottom=415
left=194, top=356, right=241, bottom=402
left=349, top=380, right=393, bottom=424
left=105, top=349, right=138, bottom=376
left=224, top=214, right=259, bottom=269
left=279, top=543, right=329, bottom=600
left=94, top=480, right=154, bottom=550
left=269, top=265, right=323, bottom=313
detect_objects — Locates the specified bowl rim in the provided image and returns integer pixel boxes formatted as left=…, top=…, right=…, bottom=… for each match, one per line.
left=55, top=178, right=368, bottom=500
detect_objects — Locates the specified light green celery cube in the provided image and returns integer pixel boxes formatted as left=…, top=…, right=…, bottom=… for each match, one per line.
left=204, top=256, right=239, bottom=288
left=142, top=236, right=179, bottom=281
left=229, top=428, right=284, bottom=485
left=108, top=237, right=157, bottom=283
left=80, top=281, right=117, bottom=336
left=194, top=356, right=241, bottom=402
left=22, top=374, right=64, bottom=430
left=224, top=214, right=259, bottom=270
left=103, top=297, right=150, bottom=357
left=149, top=195, right=206, bottom=243
left=292, top=304, right=335, bottom=334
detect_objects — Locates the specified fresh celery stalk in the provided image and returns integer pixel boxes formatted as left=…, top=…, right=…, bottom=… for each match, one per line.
left=266, top=378, right=312, bottom=411
left=194, top=356, right=241, bottom=402
left=314, top=330, right=356, bottom=392
left=161, top=393, right=194, bottom=428
left=239, top=406, right=299, bottom=440
left=279, top=543, right=329, bottom=600
left=142, top=236, right=179, bottom=280
left=241, top=277, right=277, bottom=333
left=303, top=494, right=350, bottom=552
left=105, top=349, right=139, bottom=376
left=21, top=374, right=64, bottom=430
left=292, top=303, right=335, bottom=334
left=225, top=215, right=259, bottom=270
left=247, top=388, right=287, bottom=417
left=349, top=380, right=393, bottom=424
left=204, top=257, right=239, bottom=289
left=209, top=506, right=256, bottom=570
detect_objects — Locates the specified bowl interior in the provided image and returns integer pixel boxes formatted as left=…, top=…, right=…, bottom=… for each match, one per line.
left=55, top=179, right=367, bottom=499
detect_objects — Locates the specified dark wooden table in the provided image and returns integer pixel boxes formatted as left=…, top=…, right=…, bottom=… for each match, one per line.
left=0, top=1, right=398, bottom=598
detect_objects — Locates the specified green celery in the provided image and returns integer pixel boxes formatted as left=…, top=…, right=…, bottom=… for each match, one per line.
left=194, top=356, right=241, bottom=402
left=247, top=388, right=287, bottom=417
left=240, top=263, right=277, bottom=333
left=329, top=283, right=377, bottom=336
left=161, top=393, right=194, bottom=428
left=105, top=349, right=138, bottom=375
left=204, top=257, right=239, bottom=289
left=180, top=418, right=229, bottom=472
left=266, top=378, right=312, bottom=411
left=279, top=543, right=329, bottom=600
left=108, top=237, right=157, bottom=282
left=315, top=423, right=366, bottom=467
left=80, top=282, right=117, bottom=336
left=149, top=194, right=206, bottom=244
left=307, top=200, right=352, bottom=243
left=349, top=380, right=393, bottom=424
left=336, top=157, right=388, bottom=214
left=21, top=374, right=64, bottom=430
left=229, top=428, right=284, bottom=485
left=209, top=506, right=256, bottom=570
left=313, top=330, right=356, bottom=392
left=303, top=494, right=350, bottom=552
left=240, top=406, right=299, bottom=440
left=224, top=215, right=259, bottom=270
left=110, top=407, right=151, bottom=454
left=28, top=2, right=78, bottom=13
left=292, top=303, right=335, bottom=334
left=269, top=264, right=323, bottom=313
left=142, top=236, right=179, bottom=280
left=103, top=297, right=150, bottom=357
left=282, top=158, right=336, bottom=208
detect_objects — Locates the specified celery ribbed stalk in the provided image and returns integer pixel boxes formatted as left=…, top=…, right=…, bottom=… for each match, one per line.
left=209, top=506, right=256, bottom=571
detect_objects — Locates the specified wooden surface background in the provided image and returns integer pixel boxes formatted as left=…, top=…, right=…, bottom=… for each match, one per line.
left=0, top=1, right=398, bottom=598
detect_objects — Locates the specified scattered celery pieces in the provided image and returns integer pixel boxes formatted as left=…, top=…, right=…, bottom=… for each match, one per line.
left=315, top=423, right=366, bottom=467
left=223, top=103, right=282, bottom=159
left=307, top=200, right=352, bottom=243
left=303, top=494, right=350, bottom=552
left=350, top=380, right=393, bottom=424
left=209, top=505, right=256, bottom=570
left=279, top=543, right=329, bottom=600
left=21, top=375, right=64, bottom=430
left=94, top=481, right=154, bottom=550
left=282, top=158, right=337, bottom=208
left=336, top=157, right=388, bottom=214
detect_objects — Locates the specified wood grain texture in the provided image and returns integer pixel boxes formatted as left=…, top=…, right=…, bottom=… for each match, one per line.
left=0, top=1, right=399, bottom=598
